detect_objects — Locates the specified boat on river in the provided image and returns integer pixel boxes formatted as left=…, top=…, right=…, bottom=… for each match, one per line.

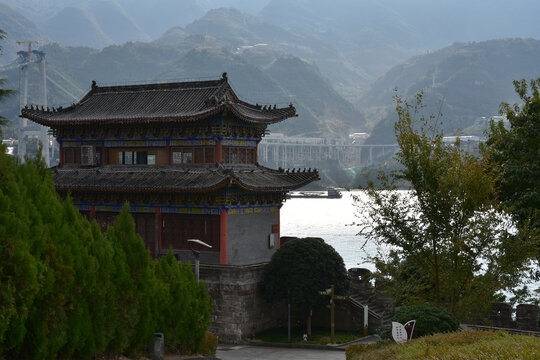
left=289, top=188, right=342, bottom=199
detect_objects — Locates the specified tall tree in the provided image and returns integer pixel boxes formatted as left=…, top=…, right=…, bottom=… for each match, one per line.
left=482, top=78, right=539, bottom=264
left=355, top=91, right=534, bottom=320
left=154, top=251, right=212, bottom=353
left=105, top=206, right=159, bottom=356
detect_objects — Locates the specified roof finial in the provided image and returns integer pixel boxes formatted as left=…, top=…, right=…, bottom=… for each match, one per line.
left=91, top=80, right=97, bottom=89
left=222, top=72, right=228, bottom=81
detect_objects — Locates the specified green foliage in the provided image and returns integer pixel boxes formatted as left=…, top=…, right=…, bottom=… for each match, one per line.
left=0, top=144, right=41, bottom=355
left=362, top=39, right=540, bottom=143
left=345, top=341, right=391, bottom=360
left=346, top=330, right=540, bottom=360
left=198, top=333, right=218, bottom=355
left=0, top=151, right=212, bottom=358
left=482, top=78, right=539, bottom=267
left=261, top=237, right=350, bottom=308
left=392, top=305, right=459, bottom=338
left=355, top=91, right=533, bottom=321
left=261, top=237, right=349, bottom=336
left=154, top=251, right=213, bottom=354
left=104, top=206, right=161, bottom=356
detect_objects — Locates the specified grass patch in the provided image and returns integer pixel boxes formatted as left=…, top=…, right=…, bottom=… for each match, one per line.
left=255, top=327, right=364, bottom=345
left=346, top=330, right=540, bottom=360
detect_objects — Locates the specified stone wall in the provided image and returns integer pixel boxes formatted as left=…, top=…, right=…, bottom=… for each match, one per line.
left=516, top=304, right=539, bottom=331
left=199, top=263, right=286, bottom=343
left=488, top=302, right=514, bottom=328
left=489, top=302, right=539, bottom=331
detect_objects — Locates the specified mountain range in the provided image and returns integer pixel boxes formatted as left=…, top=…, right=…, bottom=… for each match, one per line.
left=0, top=33, right=366, bottom=138
left=364, top=38, right=540, bottom=143
left=1, top=0, right=540, bottom=146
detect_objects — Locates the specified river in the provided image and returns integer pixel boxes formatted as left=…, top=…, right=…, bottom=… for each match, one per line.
left=280, top=190, right=539, bottom=295
left=281, top=190, right=373, bottom=271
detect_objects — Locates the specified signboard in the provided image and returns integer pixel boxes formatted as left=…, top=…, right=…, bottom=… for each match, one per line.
left=104, top=140, right=166, bottom=147
left=392, top=320, right=416, bottom=344
left=170, top=139, right=216, bottom=146
left=222, top=139, right=257, bottom=147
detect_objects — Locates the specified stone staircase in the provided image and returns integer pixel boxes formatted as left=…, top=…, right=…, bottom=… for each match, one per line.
left=347, top=268, right=395, bottom=330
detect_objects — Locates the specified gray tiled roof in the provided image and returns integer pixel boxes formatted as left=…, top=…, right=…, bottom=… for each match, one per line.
left=21, top=75, right=296, bottom=126
left=51, top=164, right=319, bottom=193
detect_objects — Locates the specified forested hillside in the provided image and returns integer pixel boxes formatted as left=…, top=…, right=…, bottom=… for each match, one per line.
left=362, top=38, right=540, bottom=143
left=1, top=0, right=540, bottom=143
left=0, top=35, right=366, bottom=137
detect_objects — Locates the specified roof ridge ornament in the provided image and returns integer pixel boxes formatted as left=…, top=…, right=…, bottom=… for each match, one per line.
left=91, top=80, right=97, bottom=90
left=222, top=72, right=228, bottom=81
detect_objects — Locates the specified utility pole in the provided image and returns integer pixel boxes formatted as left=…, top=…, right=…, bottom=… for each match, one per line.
left=318, top=284, right=348, bottom=343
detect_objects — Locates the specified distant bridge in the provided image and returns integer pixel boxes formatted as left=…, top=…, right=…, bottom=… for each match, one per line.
left=257, top=134, right=482, bottom=169
left=257, top=135, right=399, bottom=168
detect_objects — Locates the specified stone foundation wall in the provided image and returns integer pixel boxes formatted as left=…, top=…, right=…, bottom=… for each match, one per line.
left=489, top=302, right=514, bottom=328
left=489, top=302, right=539, bottom=331
left=199, top=263, right=286, bottom=343
left=516, top=304, right=539, bottom=331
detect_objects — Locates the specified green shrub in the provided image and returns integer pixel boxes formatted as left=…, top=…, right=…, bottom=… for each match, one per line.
left=154, top=251, right=213, bottom=354
left=198, top=333, right=218, bottom=355
left=0, top=150, right=214, bottom=359
left=375, top=323, right=392, bottom=340
left=391, top=305, right=459, bottom=338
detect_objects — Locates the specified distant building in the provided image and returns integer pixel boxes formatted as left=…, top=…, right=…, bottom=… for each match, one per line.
left=349, top=132, right=370, bottom=145
left=443, top=135, right=481, bottom=153
left=474, top=115, right=509, bottom=129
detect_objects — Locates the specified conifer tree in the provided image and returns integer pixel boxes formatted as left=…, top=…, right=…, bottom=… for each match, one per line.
left=83, top=220, right=118, bottom=356
left=105, top=206, right=158, bottom=355
left=0, top=146, right=41, bottom=355
left=0, top=132, right=213, bottom=358
left=155, top=251, right=212, bottom=353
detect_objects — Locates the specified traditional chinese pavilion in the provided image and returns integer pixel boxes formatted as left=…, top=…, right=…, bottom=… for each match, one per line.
left=21, top=73, right=319, bottom=266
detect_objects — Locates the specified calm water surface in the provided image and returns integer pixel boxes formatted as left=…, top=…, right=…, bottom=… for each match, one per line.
left=281, top=190, right=539, bottom=294
left=281, top=190, right=373, bottom=271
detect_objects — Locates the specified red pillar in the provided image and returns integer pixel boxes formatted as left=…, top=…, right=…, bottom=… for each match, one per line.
left=254, top=143, right=259, bottom=163
left=59, top=142, right=63, bottom=165
left=277, top=207, right=281, bottom=248
left=166, top=140, right=171, bottom=165
left=156, top=207, right=162, bottom=252
left=90, top=203, right=96, bottom=219
left=216, top=139, right=223, bottom=163
left=220, top=208, right=228, bottom=264
left=101, top=143, right=106, bottom=165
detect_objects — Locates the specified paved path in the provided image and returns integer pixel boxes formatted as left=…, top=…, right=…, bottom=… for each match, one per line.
left=216, top=345, right=345, bottom=360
